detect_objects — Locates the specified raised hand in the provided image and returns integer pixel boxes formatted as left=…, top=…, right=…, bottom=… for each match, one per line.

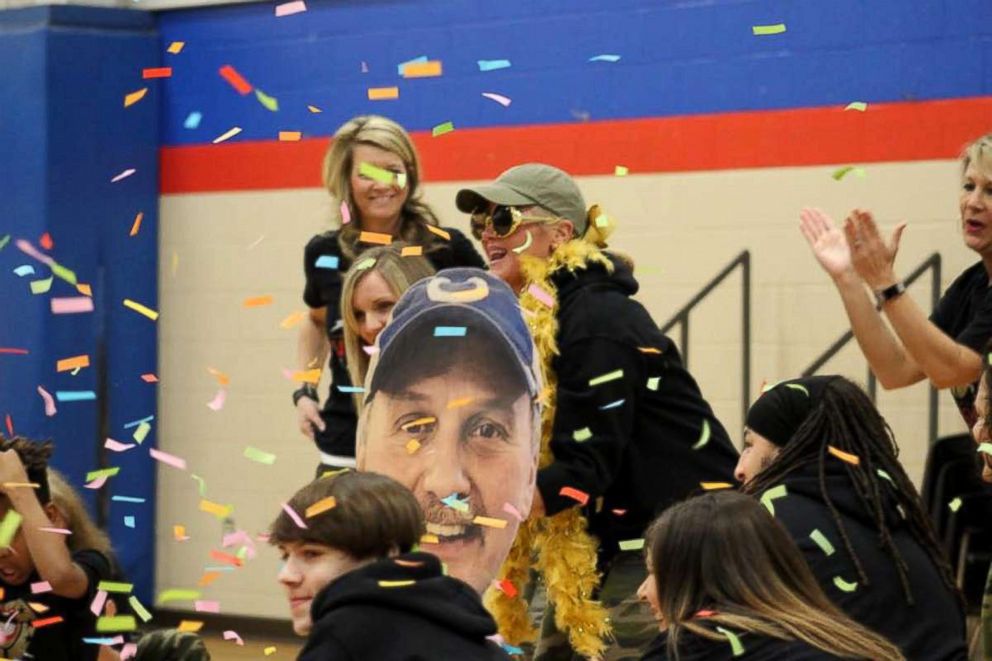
left=799, top=208, right=854, bottom=279
left=843, top=208, right=906, bottom=289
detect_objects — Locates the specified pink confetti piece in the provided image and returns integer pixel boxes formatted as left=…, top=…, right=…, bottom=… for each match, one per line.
left=90, top=590, right=108, bottom=616
left=527, top=283, right=555, bottom=308
left=105, top=438, right=136, bottom=452
left=31, top=581, right=52, bottom=594
left=194, top=600, right=220, bottom=613
left=502, top=502, right=524, bottom=521
left=206, top=389, right=227, bottom=411
left=281, top=503, right=308, bottom=529
left=482, top=92, right=512, bottom=107
left=84, top=476, right=109, bottom=490
left=36, top=386, right=57, bottom=417
left=111, top=168, right=136, bottom=183
left=223, top=630, right=244, bottom=646
left=274, top=0, right=306, bottom=16
left=38, top=527, right=72, bottom=535
left=149, top=447, right=187, bottom=470
left=222, top=530, right=257, bottom=559
left=340, top=200, right=352, bottom=225
left=51, top=297, right=94, bottom=314
left=362, top=345, right=379, bottom=356
left=121, top=643, right=138, bottom=660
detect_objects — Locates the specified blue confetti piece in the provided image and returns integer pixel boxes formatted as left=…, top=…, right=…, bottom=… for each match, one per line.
left=588, top=54, right=621, bottom=62
left=124, top=516, right=136, bottom=528
left=111, top=496, right=146, bottom=504
left=397, top=55, right=428, bottom=75
left=315, top=255, right=340, bottom=270
left=183, top=111, right=202, bottom=129
left=600, top=399, right=625, bottom=410
left=501, top=643, right=525, bottom=655
left=13, top=265, right=35, bottom=277
left=123, top=415, right=155, bottom=429
left=441, top=493, right=470, bottom=512
left=336, top=385, right=365, bottom=393
left=434, top=326, right=467, bottom=337
left=203, top=565, right=237, bottom=573
left=478, top=59, right=511, bottom=72
left=83, top=637, right=121, bottom=645
left=55, top=390, right=96, bottom=402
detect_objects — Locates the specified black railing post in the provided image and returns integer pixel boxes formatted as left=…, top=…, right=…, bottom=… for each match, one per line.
left=742, top=252, right=751, bottom=424
left=929, top=256, right=942, bottom=445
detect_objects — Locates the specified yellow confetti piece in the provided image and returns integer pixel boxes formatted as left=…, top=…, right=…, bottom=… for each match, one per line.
left=157, top=588, right=201, bottom=604
left=401, top=60, right=442, bottom=78
left=401, top=416, right=436, bottom=432
left=618, top=538, right=644, bottom=551
left=0, top=510, right=23, bottom=547
left=280, top=311, right=306, bottom=329
left=572, top=427, right=593, bottom=442
left=715, top=626, right=745, bottom=656
left=213, top=127, right=242, bottom=144
left=472, top=516, right=508, bottom=529
left=614, top=165, right=629, bottom=176
left=76, top=283, right=92, bottom=296
left=367, top=86, right=399, bottom=100
left=760, top=484, right=788, bottom=515
left=752, top=23, right=786, bottom=35
left=27, top=602, right=48, bottom=613
left=845, top=101, right=868, bottom=112
left=129, top=595, right=152, bottom=622
left=700, top=481, right=734, bottom=490
left=692, top=419, right=711, bottom=450
left=647, top=376, right=661, bottom=391
left=810, top=529, right=835, bottom=556
left=173, top=525, right=188, bottom=541
left=949, top=497, right=962, bottom=512
left=199, top=499, right=232, bottom=518
left=96, top=615, right=137, bottom=632
left=292, top=369, right=321, bottom=384
left=124, top=88, right=148, bottom=108
left=589, top=369, right=623, bottom=387
left=305, top=496, right=337, bottom=518
left=405, top=439, right=421, bottom=454
left=123, top=298, right=159, bottom=321
left=425, top=225, right=451, bottom=241
left=420, top=533, right=439, bottom=545
left=129, top=211, right=144, bottom=236
left=359, top=231, right=392, bottom=245
left=244, top=446, right=277, bottom=465
left=278, top=131, right=302, bottom=142
left=307, top=105, right=323, bottom=113
left=401, top=245, right=423, bottom=257
left=446, top=397, right=474, bottom=409
left=827, top=446, right=860, bottom=465
left=378, top=579, right=416, bottom=587
left=832, top=576, right=858, bottom=592
left=166, top=41, right=185, bottom=54
left=243, top=295, right=274, bottom=307
left=178, top=620, right=204, bottom=632
left=638, top=346, right=661, bottom=354
left=264, top=646, right=277, bottom=656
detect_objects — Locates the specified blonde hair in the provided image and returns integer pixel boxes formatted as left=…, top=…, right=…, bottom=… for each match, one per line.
left=48, top=469, right=112, bottom=556
left=962, top=133, right=992, bottom=179
left=322, top=115, right=442, bottom=262
left=341, top=243, right=435, bottom=407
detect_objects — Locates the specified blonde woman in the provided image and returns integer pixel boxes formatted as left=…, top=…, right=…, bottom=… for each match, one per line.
left=293, top=116, right=484, bottom=474
left=637, top=491, right=904, bottom=660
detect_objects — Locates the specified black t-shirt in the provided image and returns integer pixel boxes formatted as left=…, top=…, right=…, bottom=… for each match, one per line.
left=641, top=629, right=842, bottom=660
left=930, top=261, right=992, bottom=426
left=0, top=549, right=116, bottom=661
left=301, top=227, right=485, bottom=457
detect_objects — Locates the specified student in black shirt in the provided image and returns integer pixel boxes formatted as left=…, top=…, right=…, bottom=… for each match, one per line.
left=293, top=115, right=484, bottom=474
left=799, top=133, right=992, bottom=426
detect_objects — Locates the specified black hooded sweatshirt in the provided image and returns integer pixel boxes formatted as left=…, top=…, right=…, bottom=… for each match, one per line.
left=762, top=461, right=967, bottom=660
left=641, top=628, right=841, bottom=660
left=537, top=255, right=739, bottom=563
left=298, top=552, right=510, bottom=661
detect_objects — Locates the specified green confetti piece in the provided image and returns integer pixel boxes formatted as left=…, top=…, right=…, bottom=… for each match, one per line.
left=876, top=468, right=894, bottom=484
left=715, top=626, right=745, bottom=657
left=949, top=497, right=963, bottom=512
left=254, top=88, right=279, bottom=112
left=809, top=529, right=835, bottom=556
left=431, top=121, right=455, bottom=137
left=354, top=257, right=377, bottom=271
left=833, top=576, right=858, bottom=592
left=845, top=101, right=868, bottom=112
left=646, top=377, right=660, bottom=391
left=589, top=369, right=623, bottom=387
left=156, top=588, right=201, bottom=605
left=752, top=23, right=786, bottom=35
left=0, top=235, right=9, bottom=250
left=0, top=510, right=23, bottom=548
left=133, top=421, right=151, bottom=444
left=832, top=165, right=866, bottom=181
left=235, top=546, right=249, bottom=560
left=784, top=383, right=809, bottom=395
left=594, top=214, right=609, bottom=228
left=614, top=165, right=628, bottom=176
left=85, top=467, right=120, bottom=482
left=573, top=427, right=593, bottom=442
left=129, top=595, right=152, bottom=622
left=978, top=443, right=992, bottom=455
left=759, top=484, right=788, bottom=516
left=243, top=446, right=277, bottom=465
left=97, top=581, right=133, bottom=593
left=50, top=261, right=77, bottom=285
left=29, top=276, right=53, bottom=295
left=692, top=419, right=711, bottom=450
left=191, top=474, right=207, bottom=496
left=358, top=161, right=396, bottom=185
left=97, top=615, right=137, bottom=632
left=618, top=538, right=645, bottom=551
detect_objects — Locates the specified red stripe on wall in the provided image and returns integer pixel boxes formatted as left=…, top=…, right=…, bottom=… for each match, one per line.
left=161, top=96, right=992, bottom=194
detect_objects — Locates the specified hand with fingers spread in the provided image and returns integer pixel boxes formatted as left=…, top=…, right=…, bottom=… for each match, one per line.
left=799, top=207, right=855, bottom=280
left=843, top=208, right=907, bottom=290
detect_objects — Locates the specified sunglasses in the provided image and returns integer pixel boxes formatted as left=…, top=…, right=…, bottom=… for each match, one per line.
left=470, top=205, right=557, bottom=240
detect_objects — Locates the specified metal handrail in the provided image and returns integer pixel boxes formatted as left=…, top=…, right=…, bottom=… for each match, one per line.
left=800, top=253, right=943, bottom=444
left=659, top=251, right=751, bottom=424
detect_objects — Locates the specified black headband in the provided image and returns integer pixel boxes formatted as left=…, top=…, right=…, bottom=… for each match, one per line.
left=745, top=376, right=838, bottom=447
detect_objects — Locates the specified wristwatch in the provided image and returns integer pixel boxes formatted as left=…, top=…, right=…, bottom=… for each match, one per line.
left=874, top=281, right=907, bottom=309
left=292, top=384, right=318, bottom=406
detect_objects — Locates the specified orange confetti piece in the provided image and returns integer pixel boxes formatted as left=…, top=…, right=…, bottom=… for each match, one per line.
left=405, top=439, right=421, bottom=454
left=142, top=67, right=172, bottom=79
left=166, top=41, right=185, bottom=54
left=76, top=283, right=92, bottom=296
left=700, top=482, right=734, bottom=490
left=367, top=86, right=399, bottom=100
left=401, top=60, right=443, bottom=78
left=209, top=550, right=243, bottom=567
left=447, top=397, right=474, bottom=409
left=828, top=446, right=860, bottom=465
left=278, top=131, right=302, bottom=142
left=199, top=499, right=232, bottom=518
left=198, top=572, right=221, bottom=587
left=173, top=525, right=188, bottom=541
left=559, top=486, right=590, bottom=506
left=207, top=367, right=230, bottom=386
left=141, top=373, right=158, bottom=383
left=129, top=212, right=144, bottom=236
left=57, top=355, right=90, bottom=372
left=425, top=225, right=451, bottom=240
left=305, top=496, right=337, bottom=518
left=32, top=616, right=63, bottom=628
left=359, top=231, right=392, bottom=245
left=292, top=369, right=321, bottom=384
left=243, top=295, right=274, bottom=308
left=219, top=65, right=252, bottom=95
left=400, top=245, right=423, bottom=257
left=638, top=347, right=662, bottom=354
left=178, top=620, right=204, bottom=632
left=280, top=311, right=306, bottom=329
left=39, top=232, right=53, bottom=250
left=124, top=88, right=148, bottom=108
left=498, top=579, right=518, bottom=597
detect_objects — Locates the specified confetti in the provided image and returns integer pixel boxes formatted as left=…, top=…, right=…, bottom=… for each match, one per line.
left=502, top=502, right=523, bottom=521
left=752, top=23, right=786, bottom=35
left=614, top=165, right=629, bottom=176
left=167, top=41, right=184, bottom=54
left=481, top=92, right=512, bottom=107
left=810, top=529, right=835, bottom=556
left=206, top=389, right=227, bottom=411
left=572, top=427, right=593, bottom=442
left=589, top=369, right=623, bottom=387
left=359, top=231, right=392, bottom=245
left=200, top=500, right=232, bottom=518
left=183, top=112, right=202, bottom=129
left=845, top=101, right=868, bottom=112
left=207, top=367, right=230, bottom=386
left=600, top=399, right=625, bottom=410
left=13, top=265, right=34, bottom=277
left=559, top=487, right=590, bottom=506
left=305, top=497, right=337, bottom=518
left=647, top=377, right=661, bottom=391
left=279, top=131, right=302, bottom=142
left=401, top=246, right=423, bottom=257
left=90, top=590, right=108, bottom=616
left=434, top=326, right=467, bottom=337
left=425, top=225, right=451, bottom=240
left=255, top=89, right=279, bottom=112
left=405, top=439, right=421, bottom=454
left=832, top=576, right=858, bottom=592
left=760, top=484, right=788, bottom=515
left=36, top=387, right=56, bottom=417
left=86, top=467, right=120, bottom=483
left=55, top=391, right=96, bottom=402
left=133, top=421, right=151, bottom=444
left=38, top=527, right=71, bottom=535
left=526, top=283, right=555, bottom=308
left=274, top=0, right=306, bottom=16
left=618, top=538, right=645, bottom=551
left=244, top=446, right=277, bottom=465
left=588, top=54, right=621, bottom=62
left=282, top=503, right=308, bottom=529
left=307, top=105, right=322, bottom=113
left=378, top=580, right=416, bottom=587
left=511, top=230, right=533, bottom=254
left=948, top=497, right=962, bottom=512
left=447, top=397, right=474, bottom=409
left=213, top=127, right=242, bottom=144
left=126, top=211, right=145, bottom=237
left=104, top=438, right=134, bottom=452
left=978, top=443, right=992, bottom=455
left=50, top=297, right=93, bottom=315
left=279, top=312, right=307, bottom=330
left=174, top=525, right=189, bottom=541
left=368, top=87, right=399, bottom=100
left=124, top=515, right=136, bottom=528
left=715, top=626, right=745, bottom=656
left=441, top=493, right=469, bottom=512
left=827, top=446, right=860, bottom=465
left=478, top=59, right=511, bottom=71
left=0, top=348, right=28, bottom=355
left=498, top=578, right=518, bottom=597
left=219, top=65, right=252, bottom=95
left=142, top=67, right=172, bottom=79
left=473, top=516, right=508, bottom=529
left=358, top=161, right=396, bottom=185
left=130, top=595, right=152, bottom=622
left=157, top=589, right=201, bottom=605
left=420, top=533, right=439, bottom=544
left=223, top=630, right=244, bottom=645
left=402, top=60, right=442, bottom=78
left=194, top=600, right=220, bottom=613
left=123, top=298, right=159, bottom=320
left=32, top=616, right=64, bottom=629
left=97, top=581, right=133, bottom=594
left=150, top=447, right=187, bottom=470
left=692, top=420, right=711, bottom=450
left=340, top=200, right=352, bottom=224
left=124, top=88, right=147, bottom=108
left=76, top=283, right=92, bottom=296
left=832, top=165, right=866, bottom=181
left=432, top=121, right=455, bottom=137
left=264, top=646, right=278, bottom=656
left=57, top=355, right=90, bottom=372
left=243, top=294, right=273, bottom=307
left=30, top=581, right=51, bottom=594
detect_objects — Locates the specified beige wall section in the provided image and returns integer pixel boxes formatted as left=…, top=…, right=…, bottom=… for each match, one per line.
left=157, top=158, right=973, bottom=618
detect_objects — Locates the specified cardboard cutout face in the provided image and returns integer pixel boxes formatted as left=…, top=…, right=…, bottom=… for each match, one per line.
left=356, top=269, right=540, bottom=594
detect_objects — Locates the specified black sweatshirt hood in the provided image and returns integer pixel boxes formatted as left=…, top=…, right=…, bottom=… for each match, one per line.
left=552, top=251, right=639, bottom=301
left=309, top=551, right=498, bottom=639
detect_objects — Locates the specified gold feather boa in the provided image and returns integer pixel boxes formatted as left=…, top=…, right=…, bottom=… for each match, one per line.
left=485, top=239, right=614, bottom=658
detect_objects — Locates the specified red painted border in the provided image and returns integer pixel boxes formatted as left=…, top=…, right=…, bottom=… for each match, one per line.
left=160, top=97, right=992, bottom=194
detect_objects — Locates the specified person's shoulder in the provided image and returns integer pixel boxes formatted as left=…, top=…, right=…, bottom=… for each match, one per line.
left=72, top=548, right=113, bottom=575
left=947, top=260, right=988, bottom=292
left=305, top=230, right=342, bottom=254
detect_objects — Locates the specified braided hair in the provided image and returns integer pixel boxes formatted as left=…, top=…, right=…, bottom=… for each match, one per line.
left=742, top=377, right=960, bottom=607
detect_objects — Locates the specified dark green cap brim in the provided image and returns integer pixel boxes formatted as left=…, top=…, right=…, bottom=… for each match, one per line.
left=455, top=185, right=538, bottom=214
